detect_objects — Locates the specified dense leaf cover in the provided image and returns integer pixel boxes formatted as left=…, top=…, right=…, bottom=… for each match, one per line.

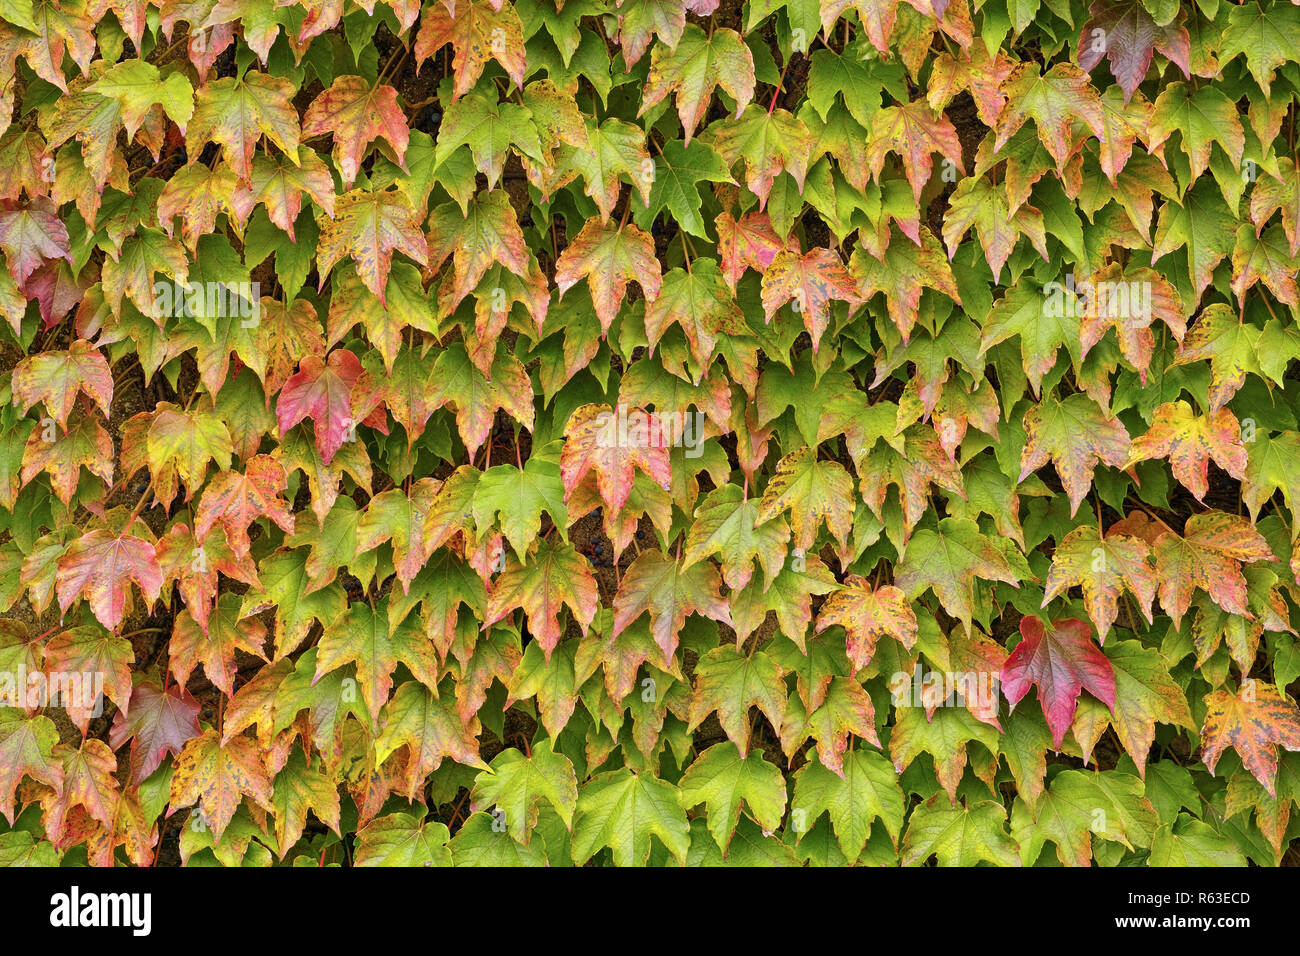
left=0, top=0, right=1298, bottom=868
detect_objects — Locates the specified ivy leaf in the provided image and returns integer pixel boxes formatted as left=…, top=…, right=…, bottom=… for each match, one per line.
left=755, top=444, right=855, bottom=552
left=1002, top=615, right=1116, bottom=749
left=894, top=517, right=1021, bottom=633
left=1201, top=683, right=1300, bottom=796
left=0, top=711, right=61, bottom=823
left=275, top=349, right=363, bottom=465
left=470, top=739, right=577, bottom=845
left=483, top=539, right=598, bottom=660
left=187, top=72, right=301, bottom=182
left=316, top=600, right=439, bottom=718
left=994, top=62, right=1105, bottom=171
left=355, top=812, right=451, bottom=866
left=413, top=0, right=527, bottom=100
left=865, top=100, right=963, bottom=202
left=11, top=338, right=111, bottom=429
left=1218, top=0, right=1300, bottom=96
left=1148, top=82, right=1244, bottom=181
left=815, top=576, right=917, bottom=671
left=1127, top=400, right=1248, bottom=502
left=168, top=729, right=274, bottom=842
left=678, top=741, right=785, bottom=855
left=108, top=680, right=200, bottom=785
left=571, top=769, right=691, bottom=866
left=901, top=795, right=1021, bottom=867
left=1019, top=392, right=1130, bottom=517
left=1077, top=0, right=1190, bottom=101
left=613, top=549, right=733, bottom=661
left=760, top=247, right=861, bottom=353
left=270, top=750, right=342, bottom=855
left=374, top=681, right=486, bottom=795
left=560, top=403, right=672, bottom=516
left=644, top=259, right=747, bottom=371
left=434, top=89, right=543, bottom=189
left=634, top=138, right=733, bottom=239
left=169, top=594, right=268, bottom=697
left=1150, top=512, right=1274, bottom=628
left=702, top=104, right=813, bottom=207
left=1043, top=525, right=1155, bottom=640
left=1169, top=302, right=1263, bottom=415
left=687, top=644, right=786, bottom=757
left=195, top=455, right=296, bottom=560
left=682, top=483, right=788, bottom=591
left=316, top=187, right=429, bottom=304
left=640, top=25, right=754, bottom=143
left=56, top=527, right=162, bottom=632
left=554, top=217, right=661, bottom=333
left=303, top=76, right=410, bottom=189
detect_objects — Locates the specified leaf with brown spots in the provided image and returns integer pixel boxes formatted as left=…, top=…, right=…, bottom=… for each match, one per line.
left=1044, top=524, right=1155, bottom=641
left=1127, top=400, right=1248, bottom=502
left=1202, top=683, right=1300, bottom=796
left=167, top=729, right=275, bottom=841
left=194, top=454, right=296, bottom=560
left=11, top=339, right=111, bottom=429
left=1019, top=392, right=1130, bottom=517
left=815, top=576, right=917, bottom=671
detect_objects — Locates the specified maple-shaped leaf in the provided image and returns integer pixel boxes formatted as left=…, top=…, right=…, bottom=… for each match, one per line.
left=941, top=176, right=1048, bottom=282
left=1218, top=0, right=1300, bottom=97
left=44, top=738, right=120, bottom=842
left=791, top=746, right=905, bottom=860
left=682, top=483, right=788, bottom=591
left=169, top=594, right=268, bottom=697
left=156, top=161, right=237, bottom=250
left=716, top=210, right=787, bottom=290
left=1231, top=224, right=1300, bottom=308
left=702, top=104, right=813, bottom=207
left=1148, top=512, right=1274, bottom=628
left=302, top=76, right=409, bottom=189
left=639, top=24, right=754, bottom=143
left=56, top=527, right=162, bottom=631
left=434, top=88, right=543, bottom=189
left=633, top=137, right=734, bottom=240
left=760, top=248, right=861, bottom=354
left=355, top=479, right=440, bottom=594
left=0, top=198, right=70, bottom=286
left=374, top=681, right=486, bottom=795
left=865, top=99, right=963, bottom=202
left=1011, top=767, right=1157, bottom=866
left=187, top=71, right=301, bottom=182
left=994, top=62, right=1105, bottom=171
left=554, top=217, right=661, bottom=333
left=413, top=0, right=526, bottom=100
left=755, top=444, right=854, bottom=552
left=570, top=769, right=691, bottom=866
left=1170, top=303, right=1263, bottom=415
left=194, top=454, right=296, bottom=560
left=1077, top=0, right=1190, bottom=101
left=0, top=711, right=61, bottom=823
left=978, top=284, right=1080, bottom=395
left=901, top=795, right=1021, bottom=867
left=11, top=338, right=111, bottom=429
left=643, top=259, right=747, bottom=371
left=815, top=576, right=917, bottom=672
left=851, top=227, right=962, bottom=341
left=231, top=149, right=336, bottom=239
left=426, top=189, right=529, bottom=315
left=678, top=741, right=785, bottom=856
left=132, top=401, right=234, bottom=509
left=891, top=700, right=999, bottom=802
left=1018, top=393, right=1130, bottom=517
left=613, top=548, right=732, bottom=661
left=1044, top=524, right=1155, bottom=640
left=1002, top=615, right=1116, bottom=749
left=108, top=679, right=200, bottom=785
left=559, top=403, right=672, bottom=516
left=354, top=812, right=451, bottom=866
left=168, top=729, right=274, bottom=841
left=483, top=538, right=598, bottom=660
left=1127, top=400, right=1248, bottom=502
left=275, top=349, right=362, bottom=465
left=428, top=343, right=533, bottom=460
left=1070, top=638, right=1194, bottom=777
left=470, top=738, right=577, bottom=845
left=43, top=624, right=133, bottom=731
left=687, top=644, right=786, bottom=757
left=316, top=187, right=428, bottom=304
left=1148, top=82, right=1244, bottom=181
left=1201, top=683, right=1300, bottom=796
left=1152, top=179, right=1237, bottom=302
left=316, top=600, right=438, bottom=718
left=270, top=749, right=341, bottom=855
left=894, top=517, right=1021, bottom=633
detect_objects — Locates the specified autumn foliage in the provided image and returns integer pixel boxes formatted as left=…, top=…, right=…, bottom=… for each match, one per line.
left=1, top=0, right=1300, bottom=868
